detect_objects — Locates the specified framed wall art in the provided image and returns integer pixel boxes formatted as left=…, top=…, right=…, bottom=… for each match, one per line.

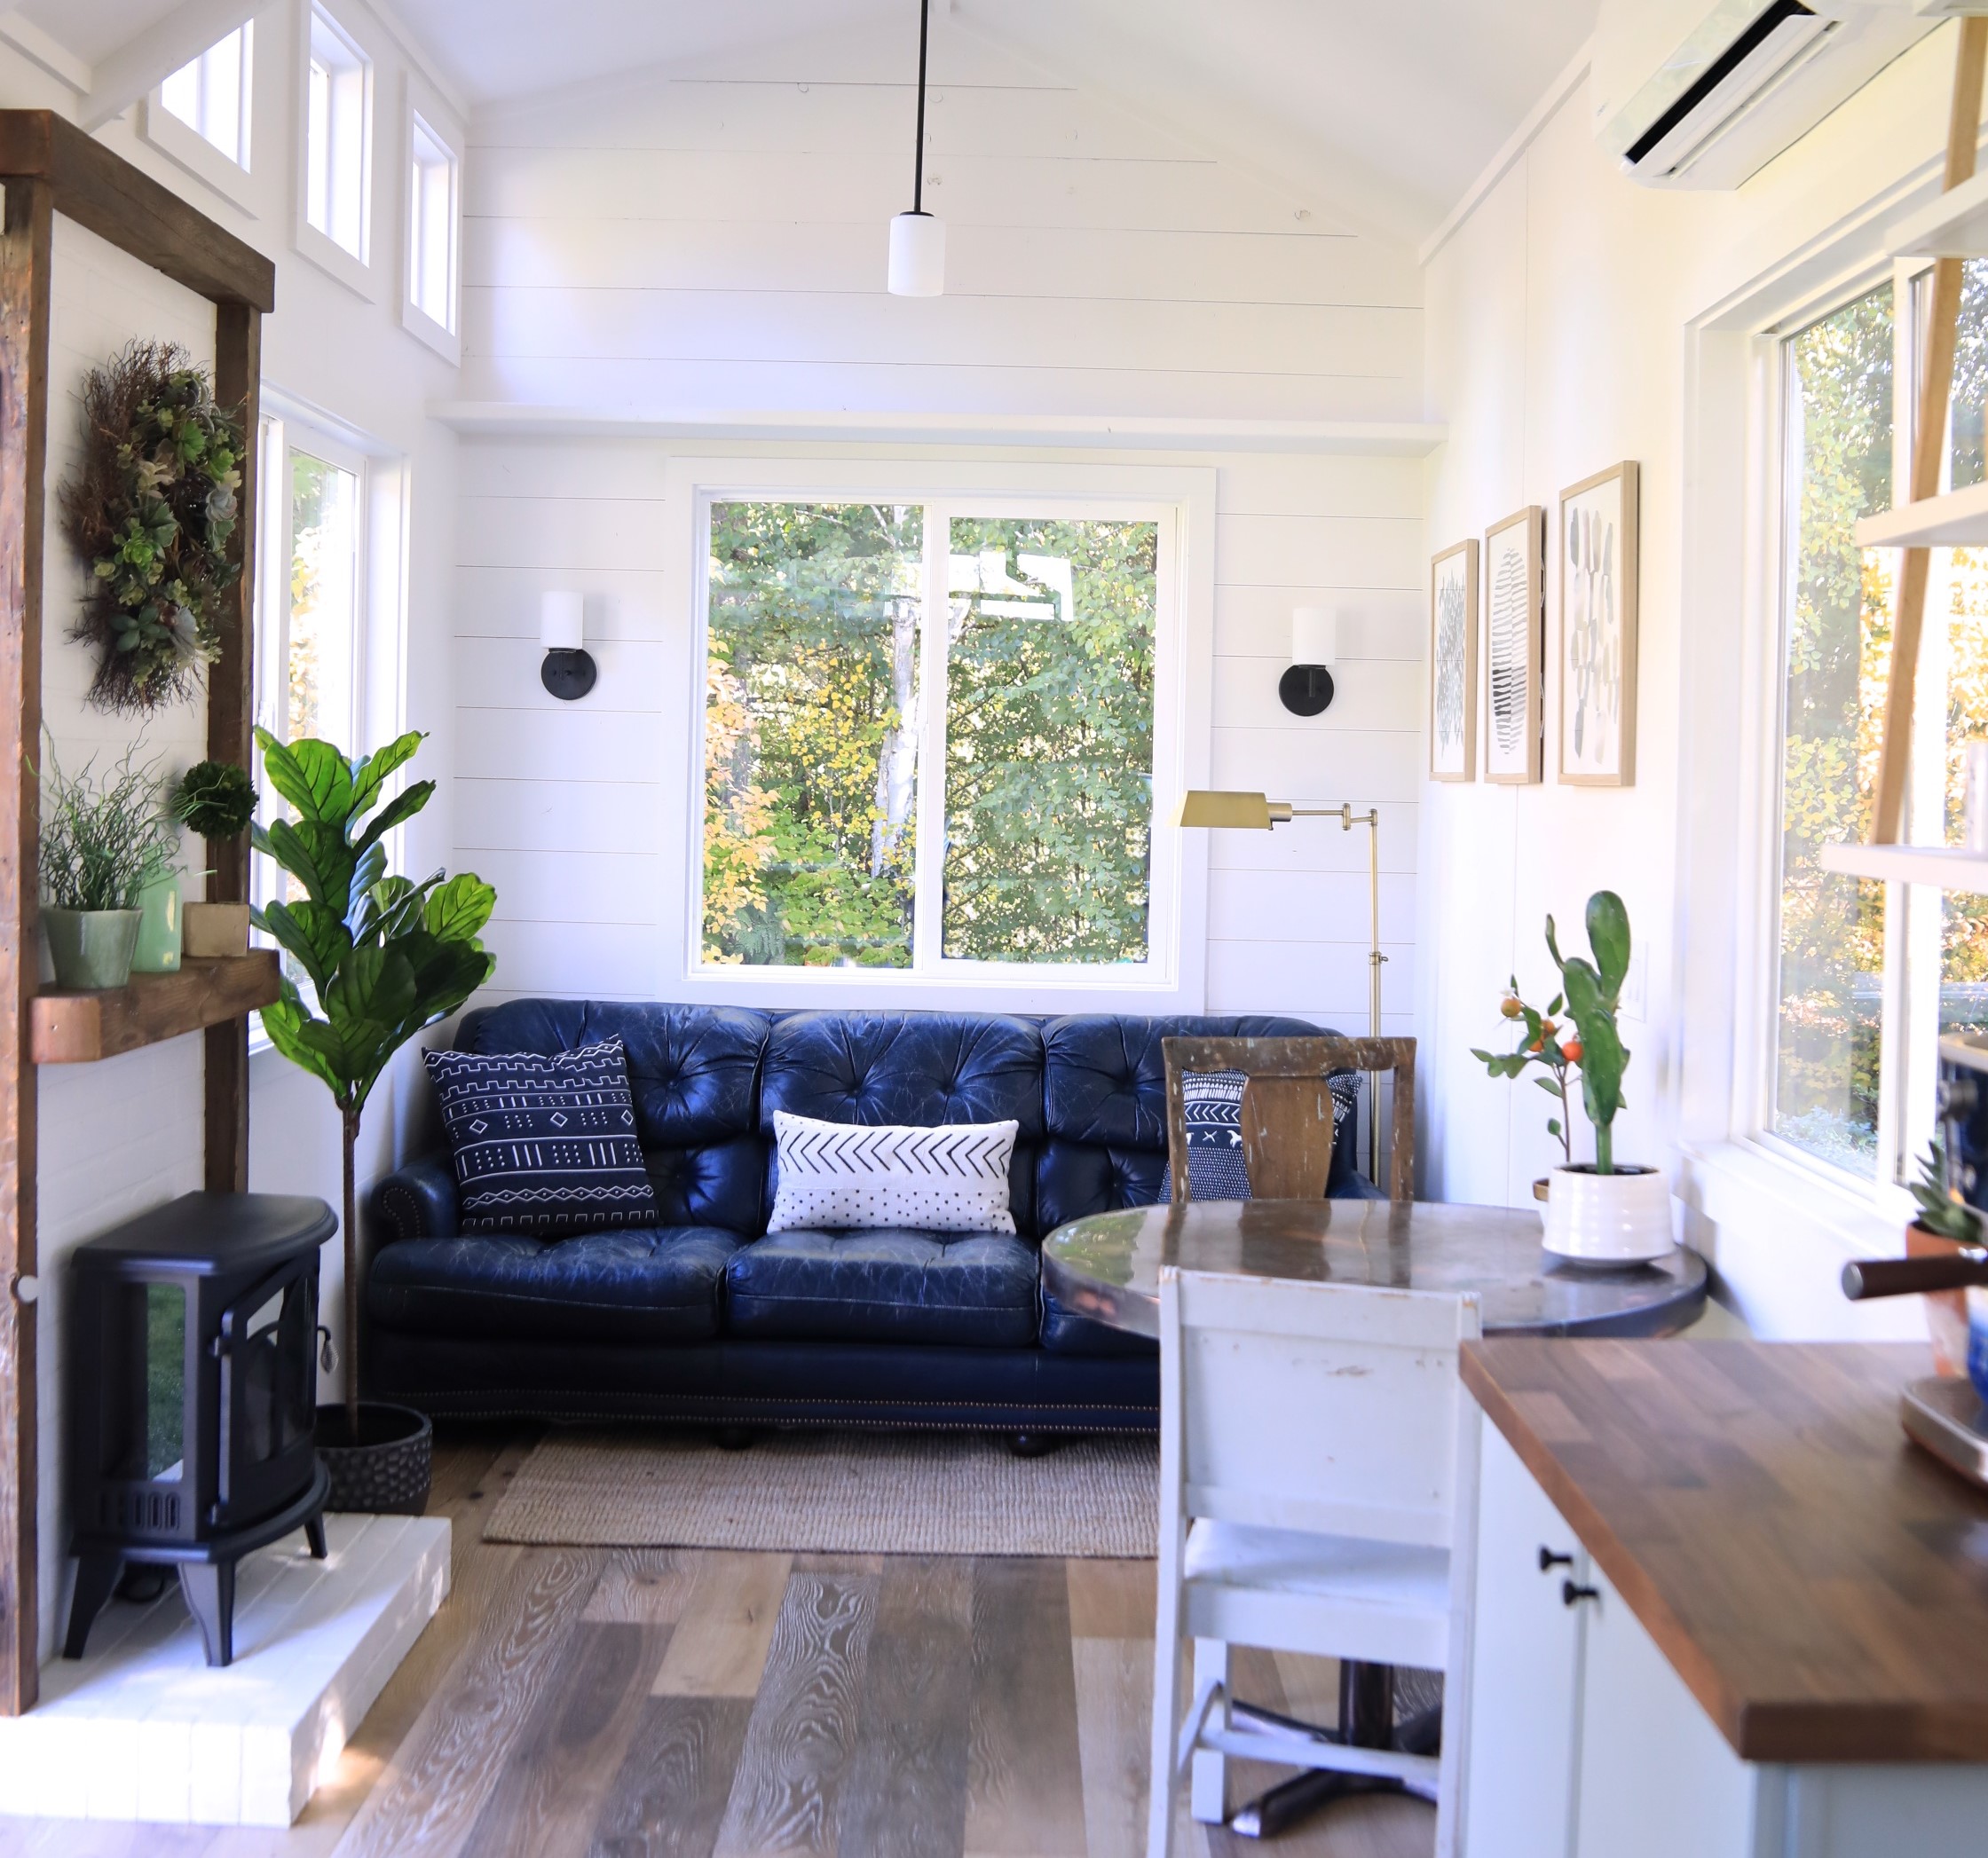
left=1430, top=539, right=1478, bottom=781
left=1483, top=505, right=1543, bottom=784
left=1558, top=461, right=1639, bottom=786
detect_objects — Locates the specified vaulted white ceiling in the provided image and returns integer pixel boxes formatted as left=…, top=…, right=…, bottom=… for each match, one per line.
left=16, top=0, right=1600, bottom=243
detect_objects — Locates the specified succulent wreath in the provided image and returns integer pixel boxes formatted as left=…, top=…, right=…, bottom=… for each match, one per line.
left=60, top=341, right=245, bottom=713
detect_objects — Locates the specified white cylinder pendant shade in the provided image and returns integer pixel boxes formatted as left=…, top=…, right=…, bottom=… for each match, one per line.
left=540, top=589, right=585, bottom=652
left=888, top=211, right=945, bottom=297
left=1291, top=605, right=1337, bottom=666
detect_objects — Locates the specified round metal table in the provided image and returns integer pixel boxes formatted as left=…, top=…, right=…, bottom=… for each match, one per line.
left=1042, top=1198, right=1708, bottom=1837
left=1041, top=1197, right=1709, bottom=1340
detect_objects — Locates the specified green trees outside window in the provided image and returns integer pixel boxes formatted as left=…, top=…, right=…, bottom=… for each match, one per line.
left=700, top=500, right=1159, bottom=972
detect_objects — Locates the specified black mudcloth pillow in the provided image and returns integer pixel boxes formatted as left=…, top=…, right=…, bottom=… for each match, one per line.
left=425, top=1036, right=659, bottom=1234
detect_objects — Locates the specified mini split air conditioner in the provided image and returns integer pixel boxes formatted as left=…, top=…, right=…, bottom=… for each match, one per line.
left=1594, top=0, right=1988, bottom=188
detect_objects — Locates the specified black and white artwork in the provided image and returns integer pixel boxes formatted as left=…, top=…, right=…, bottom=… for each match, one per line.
left=1430, top=539, right=1478, bottom=782
left=1484, top=507, right=1542, bottom=784
left=1558, top=463, right=1639, bottom=786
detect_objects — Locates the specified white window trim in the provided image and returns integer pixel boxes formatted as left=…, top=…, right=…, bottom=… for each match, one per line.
left=400, top=72, right=462, bottom=364
left=1673, top=188, right=1953, bottom=1281
left=659, top=454, right=1216, bottom=1014
left=292, top=0, right=375, bottom=301
left=139, top=21, right=256, bottom=213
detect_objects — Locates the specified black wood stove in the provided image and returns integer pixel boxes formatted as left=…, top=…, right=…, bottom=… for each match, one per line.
left=65, top=1192, right=336, bottom=1667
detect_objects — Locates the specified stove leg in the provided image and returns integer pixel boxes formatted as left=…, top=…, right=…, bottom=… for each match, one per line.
left=179, top=1561, right=237, bottom=1668
left=305, top=1513, right=328, bottom=1560
left=63, top=1553, right=122, bottom=1659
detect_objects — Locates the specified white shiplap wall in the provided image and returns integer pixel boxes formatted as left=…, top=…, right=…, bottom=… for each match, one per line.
left=453, top=18, right=1424, bottom=1034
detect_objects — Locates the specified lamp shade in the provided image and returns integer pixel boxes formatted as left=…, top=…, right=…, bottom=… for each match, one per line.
left=1292, top=606, right=1337, bottom=666
left=1175, top=790, right=1277, bottom=831
left=888, top=210, right=945, bottom=296
left=540, top=590, right=584, bottom=652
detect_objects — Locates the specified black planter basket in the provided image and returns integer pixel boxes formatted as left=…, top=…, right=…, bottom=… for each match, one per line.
left=316, top=1401, right=433, bottom=1515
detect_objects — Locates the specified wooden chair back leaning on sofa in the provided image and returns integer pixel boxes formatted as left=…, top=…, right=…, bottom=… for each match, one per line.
left=1162, top=1035, right=1416, bottom=1201
left=1146, top=1267, right=1481, bottom=1857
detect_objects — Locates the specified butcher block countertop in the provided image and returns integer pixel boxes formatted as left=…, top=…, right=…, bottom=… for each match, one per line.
left=1460, top=1339, right=1988, bottom=1765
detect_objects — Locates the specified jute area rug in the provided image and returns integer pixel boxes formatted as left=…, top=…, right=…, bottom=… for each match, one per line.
left=482, top=1429, right=1159, bottom=1559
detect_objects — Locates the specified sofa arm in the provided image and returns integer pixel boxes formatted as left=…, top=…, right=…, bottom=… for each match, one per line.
left=1329, top=1169, right=1388, bottom=1202
left=373, top=1154, right=459, bottom=1243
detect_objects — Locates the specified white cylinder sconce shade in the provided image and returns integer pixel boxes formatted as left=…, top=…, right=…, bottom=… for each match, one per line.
left=1281, top=605, right=1338, bottom=716
left=540, top=590, right=584, bottom=652
left=539, top=590, right=596, bottom=700
left=888, top=211, right=946, bottom=297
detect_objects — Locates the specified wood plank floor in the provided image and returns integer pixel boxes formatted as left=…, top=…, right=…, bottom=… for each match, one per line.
left=0, top=1428, right=1434, bottom=1858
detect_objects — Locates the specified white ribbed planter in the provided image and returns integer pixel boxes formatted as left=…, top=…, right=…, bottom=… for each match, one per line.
left=1541, top=1163, right=1675, bottom=1265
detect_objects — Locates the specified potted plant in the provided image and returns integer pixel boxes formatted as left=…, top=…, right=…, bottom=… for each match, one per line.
left=1472, top=890, right=1672, bottom=1264
left=38, top=746, right=177, bottom=990
left=251, top=725, right=495, bottom=1511
left=1905, top=1139, right=1980, bottom=1377
left=172, top=759, right=257, bottom=957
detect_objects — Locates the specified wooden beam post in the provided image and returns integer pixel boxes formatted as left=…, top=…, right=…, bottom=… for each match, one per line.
left=0, top=173, right=52, bottom=1717
left=206, top=302, right=259, bottom=1193
left=1873, top=18, right=1988, bottom=844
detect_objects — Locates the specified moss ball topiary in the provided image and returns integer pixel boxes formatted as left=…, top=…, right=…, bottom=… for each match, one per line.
left=172, top=759, right=256, bottom=839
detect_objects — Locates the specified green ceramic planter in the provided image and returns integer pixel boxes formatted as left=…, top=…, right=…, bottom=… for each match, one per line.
left=43, top=908, right=142, bottom=990
left=130, top=871, right=183, bottom=973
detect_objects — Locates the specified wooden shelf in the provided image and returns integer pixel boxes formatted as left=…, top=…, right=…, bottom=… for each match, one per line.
left=1818, top=841, right=1988, bottom=891
left=1888, top=167, right=1988, bottom=259
left=32, top=951, right=280, bottom=1064
left=1854, top=478, right=1988, bottom=550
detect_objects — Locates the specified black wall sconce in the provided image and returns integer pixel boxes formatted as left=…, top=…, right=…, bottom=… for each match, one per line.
left=1278, top=605, right=1337, bottom=716
left=540, top=590, right=596, bottom=701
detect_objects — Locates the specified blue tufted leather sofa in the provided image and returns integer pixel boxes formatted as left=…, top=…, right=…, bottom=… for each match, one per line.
left=367, top=1001, right=1377, bottom=1435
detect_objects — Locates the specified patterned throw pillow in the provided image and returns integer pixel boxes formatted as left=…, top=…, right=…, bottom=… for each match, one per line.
left=768, top=1112, right=1019, bottom=1234
left=425, top=1037, right=659, bottom=1235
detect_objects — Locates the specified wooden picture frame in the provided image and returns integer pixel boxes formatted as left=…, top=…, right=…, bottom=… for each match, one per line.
left=1483, top=506, right=1543, bottom=785
left=1429, top=539, right=1478, bottom=781
left=1558, top=461, right=1639, bottom=786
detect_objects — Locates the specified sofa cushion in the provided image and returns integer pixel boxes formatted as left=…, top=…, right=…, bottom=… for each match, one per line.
left=1037, top=1140, right=1165, bottom=1235
left=761, top=1012, right=1045, bottom=1234
left=368, top=1225, right=742, bottom=1344
left=723, top=1228, right=1040, bottom=1347
left=458, top=1001, right=769, bottom=1149
left=426, top=1038, right=660, bottom=1235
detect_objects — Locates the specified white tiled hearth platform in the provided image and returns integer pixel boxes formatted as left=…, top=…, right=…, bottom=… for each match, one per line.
left=0, top=1513, right=450, bottom=1825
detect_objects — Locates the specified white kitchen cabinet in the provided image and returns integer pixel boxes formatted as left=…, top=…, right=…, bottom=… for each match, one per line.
left=1461, top=1425, right=1588, bottom=1858
left=1463, top=1397, right=1988, bottom=1858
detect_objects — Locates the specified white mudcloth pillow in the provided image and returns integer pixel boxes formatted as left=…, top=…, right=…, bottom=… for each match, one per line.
left=767, top=1111, right=1020, bottom=1233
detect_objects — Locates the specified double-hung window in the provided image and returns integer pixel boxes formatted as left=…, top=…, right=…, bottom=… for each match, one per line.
left=1770, top=266, right=1988, bottom=1188
left=252, top=413, right=367, bottom=985
left=684, top=465, right=1209, bottom=1004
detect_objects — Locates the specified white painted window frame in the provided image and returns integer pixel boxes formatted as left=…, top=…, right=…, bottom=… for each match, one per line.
left=662, top=454, right=1217, bottom=1013
left=292, top=0, right=375, bottom=300
left=140, top=20, right=256, bottom=212
left=400, top=73, right=462, bottom=362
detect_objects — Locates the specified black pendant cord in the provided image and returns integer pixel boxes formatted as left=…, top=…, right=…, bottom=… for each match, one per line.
left=912, top=0, right=931, bottom=214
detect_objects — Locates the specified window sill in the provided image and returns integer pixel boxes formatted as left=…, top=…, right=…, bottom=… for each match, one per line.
left=294, top=219, right=375, bottom=302
left=138, top=97, right=256, bottom=214
left=674, top=963, right=1206, bottom=1018
left=400, top=296, right=460, bottom=365
left=1678, top=1138, right=1906, bottom=1264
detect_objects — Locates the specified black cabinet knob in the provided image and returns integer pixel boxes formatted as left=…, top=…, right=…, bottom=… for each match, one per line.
left=1562, top=1580, right=1601, bottom=1608
left=1538, top=1547, right=1574, bottom=1571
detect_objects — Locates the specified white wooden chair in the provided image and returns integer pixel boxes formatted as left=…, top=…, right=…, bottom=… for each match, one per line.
left=1145, top=1266, right=1483, bottom=1858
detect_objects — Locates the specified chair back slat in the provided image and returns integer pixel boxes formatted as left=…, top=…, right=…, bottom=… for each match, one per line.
left=1160, top=1268, right=1480, bottom=1552
left=1164, top=1035, right=1416, bottom=1202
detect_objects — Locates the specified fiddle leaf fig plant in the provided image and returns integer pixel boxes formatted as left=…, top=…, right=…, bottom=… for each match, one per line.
left=251, top=726, right=496, bottom=1429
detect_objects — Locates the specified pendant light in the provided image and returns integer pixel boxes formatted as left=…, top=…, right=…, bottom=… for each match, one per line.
left=888, top=0, right=944, bottom=296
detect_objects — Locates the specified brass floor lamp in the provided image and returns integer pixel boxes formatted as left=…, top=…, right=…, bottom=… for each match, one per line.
left=1175, top=790, right=1387, bottom=1182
